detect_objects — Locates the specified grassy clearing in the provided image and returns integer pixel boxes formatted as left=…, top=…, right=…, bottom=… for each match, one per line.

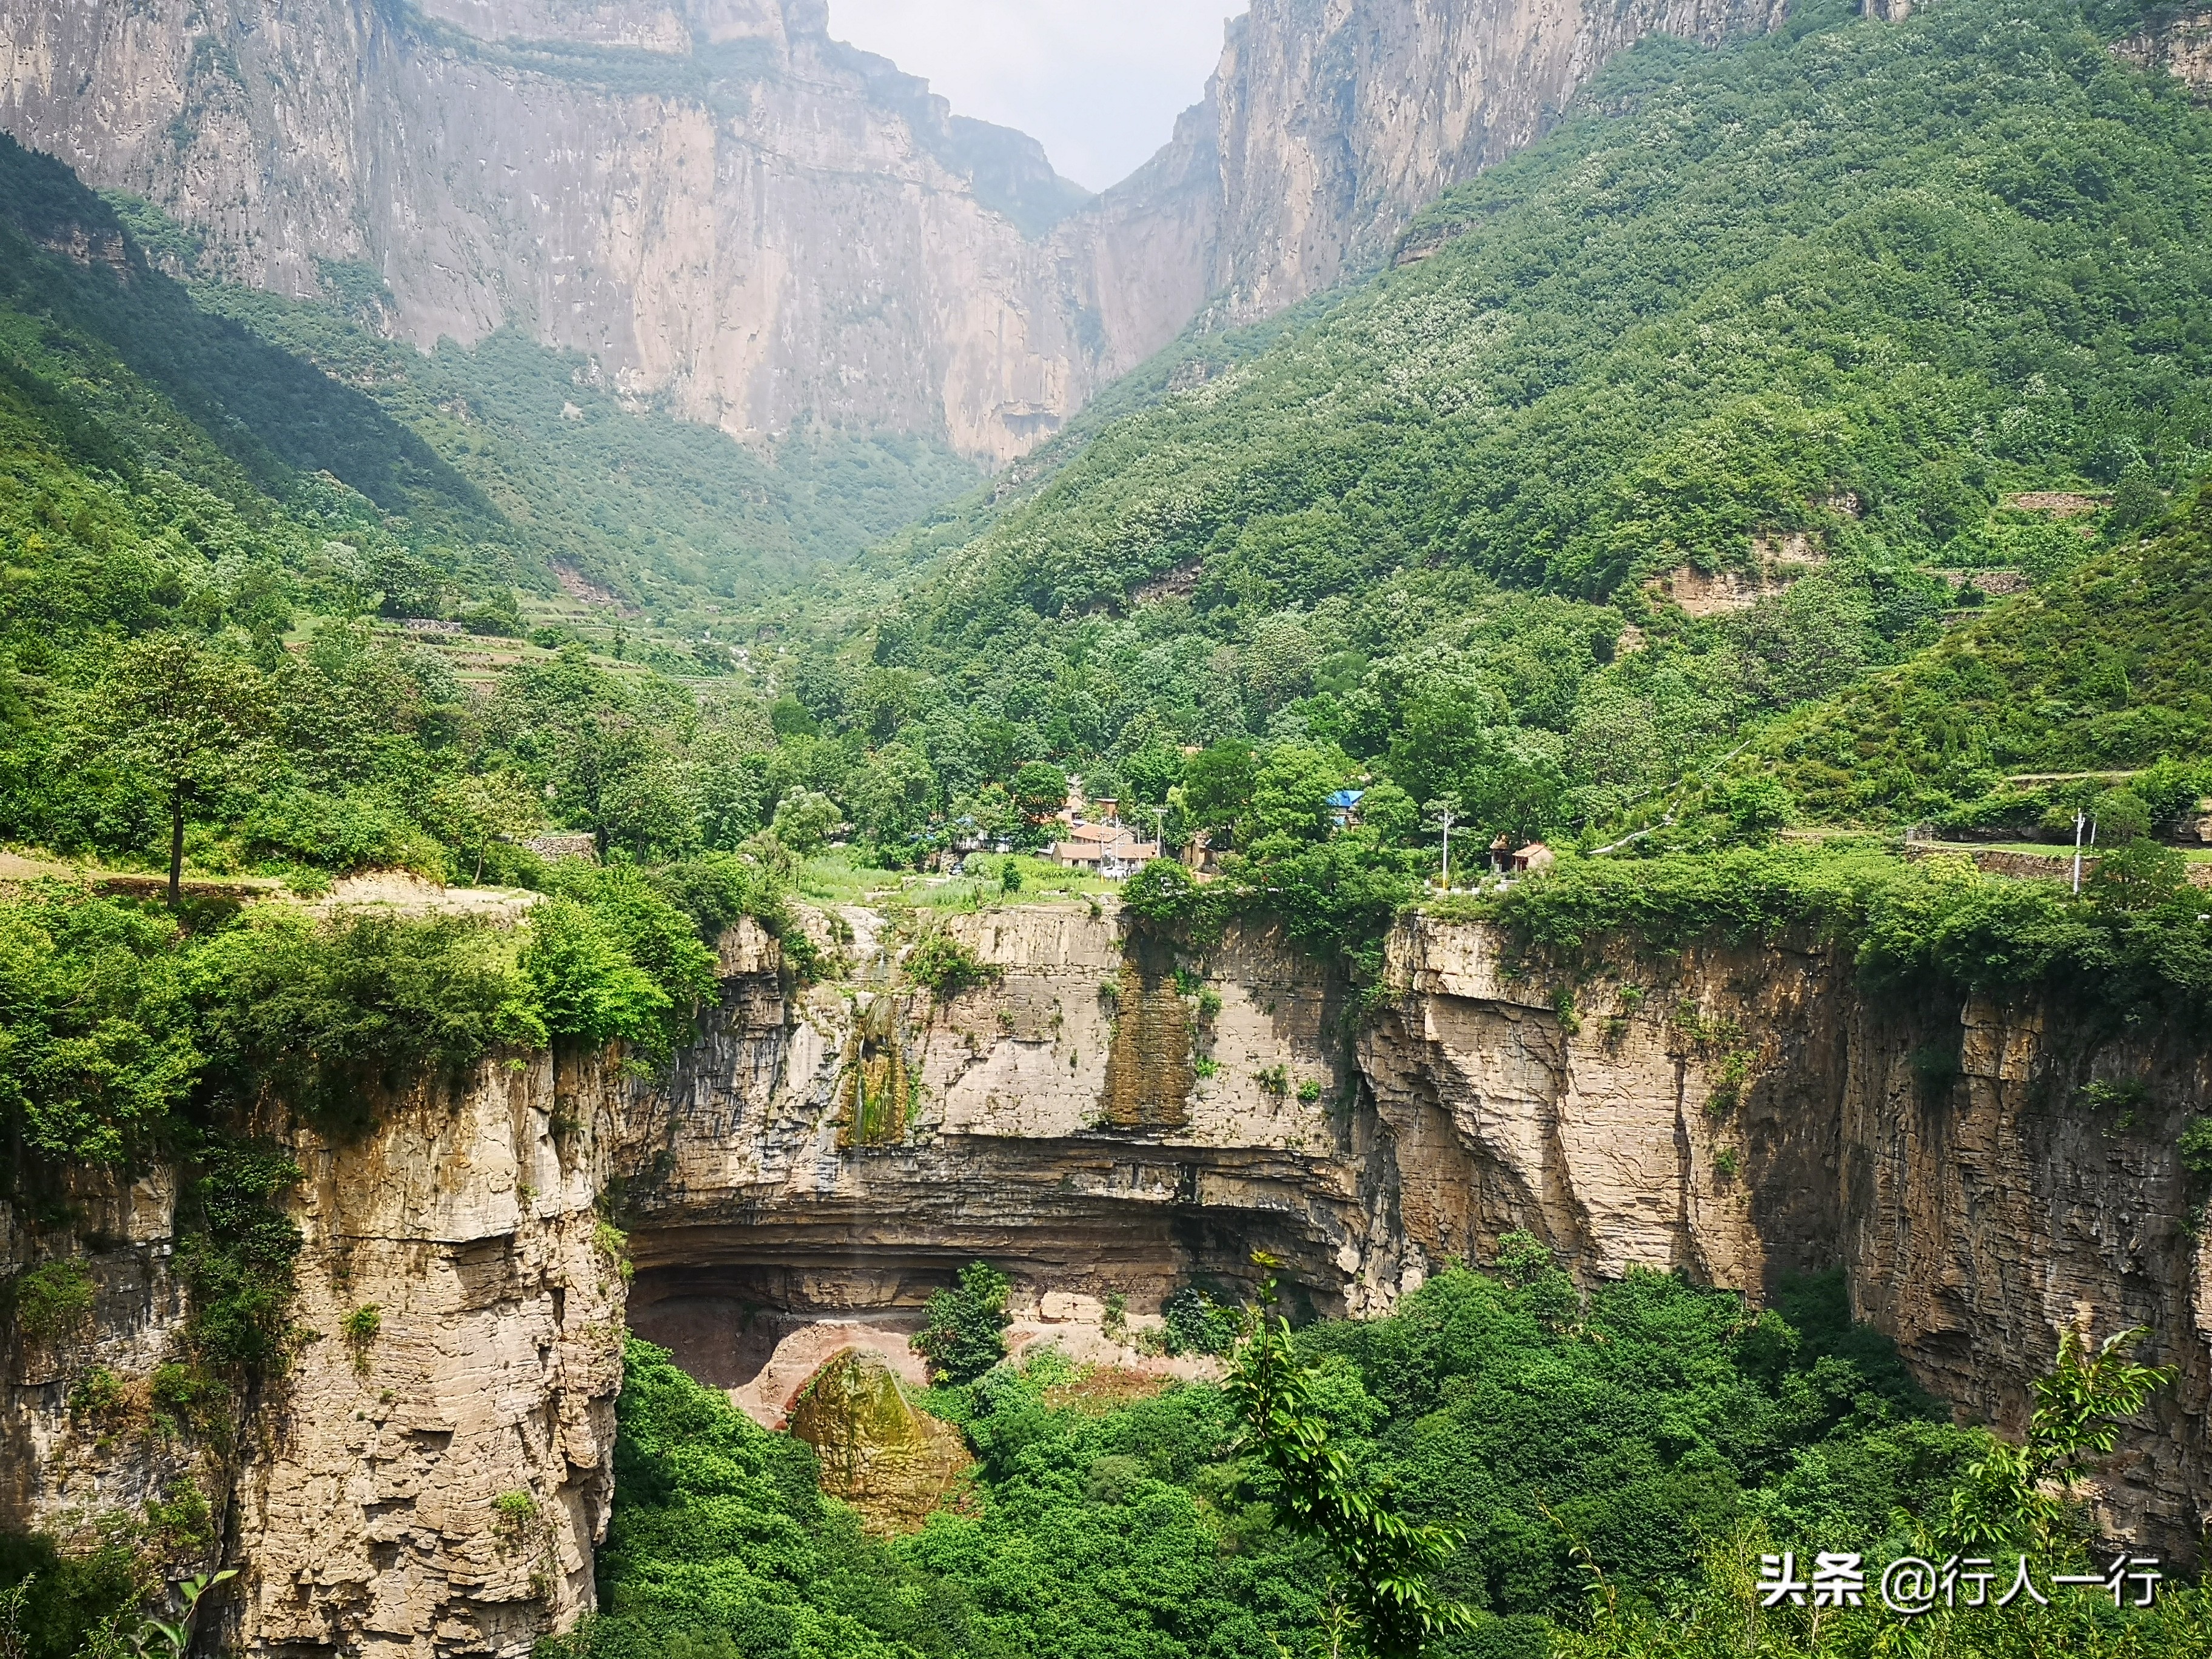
left=795, top=850, right=1119, bottom=918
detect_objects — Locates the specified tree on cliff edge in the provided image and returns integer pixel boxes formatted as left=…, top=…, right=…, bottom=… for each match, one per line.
left=93, top=634, right=270, bottom=907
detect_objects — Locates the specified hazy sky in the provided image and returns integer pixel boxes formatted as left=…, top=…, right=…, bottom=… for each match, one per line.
left=828, top=1, right=1244, bottom=193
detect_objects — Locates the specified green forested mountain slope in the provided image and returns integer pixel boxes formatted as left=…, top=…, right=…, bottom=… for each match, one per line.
left=1749, top=485, right=2212, bottom=822
left=5, top=4, right=2212, bottom=1652
left=0, top=140, right=510, bottom=573
left=5, top=0, right=2208, bottom=910
left=837, top=0, right=2210, bottom=839
left=0, top=134, right=981, bottom=626
left=0, top=135, right=843, bottom=885
left=199, top=287, right=980, bottom=618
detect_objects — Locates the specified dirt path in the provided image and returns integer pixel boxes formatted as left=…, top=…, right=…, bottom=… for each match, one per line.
left=0, top=850, right=284, bottom=899
left=0, top=853, right=543, bottom=916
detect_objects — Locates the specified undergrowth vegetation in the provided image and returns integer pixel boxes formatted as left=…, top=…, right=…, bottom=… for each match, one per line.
left=0, top=856, right=787, bottom=1167
left=1447, top=840, right=2212, bottom=1024
left=828, top=0, right=2212, bottom=868
left=545, top=1250, right=2199, bottom=1659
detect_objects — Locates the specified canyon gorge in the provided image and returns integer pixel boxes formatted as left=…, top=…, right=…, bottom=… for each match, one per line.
left=2, top=896, right=2204, bottom=1655
left=0, top=0, right=1785, bottom=464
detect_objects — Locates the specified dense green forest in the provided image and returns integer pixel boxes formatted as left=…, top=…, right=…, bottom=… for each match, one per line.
left=819, top=0, right=2212, bottom=853
left=0, top=130, right=942, bottom=889
left=4, top=0, right=2212, bottom=1650
left=540, top=1258, right=2197, bottom=1659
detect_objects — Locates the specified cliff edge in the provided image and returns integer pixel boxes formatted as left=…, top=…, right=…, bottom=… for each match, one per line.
left=5, top=902, right=2202, bottom=1654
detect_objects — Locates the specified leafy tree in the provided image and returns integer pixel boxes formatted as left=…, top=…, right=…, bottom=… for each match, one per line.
left=2108, top=465, right=2164, bottom=535
left=1011, top=761, right=1070, bottom=827
left=2085, top=837, right=2191, bottom=917
left=0, top=1533, right=141, bottom=1659
left=571, top=866, right=720, bottom=1033
left=1184, top=743, right=1256, bottom=844
left=1714, top=774, right=1793, bottom=843
left=1943, top=1326, right=2176, bottom=1553
left=1161, top=1284, right=1239, bottom=1358
left=771, top=789, right=840, bottom=856
left=1122, top=858, right=1217, bottom=934
left=5, top=1261, right=94, bottom=1344
left=1122, top=744, right=1186, bottom=806
left=1357, top=780, right=1419, bottom=849
left=1226, top=1256, right=1474, bottom=1657
left=1247, top=745, right=1347, bottom=854
left=694, top=745, right=774, bottom=853
left=847, top=740, right=937, bottom=852
left=0, top=897, right=200, bottom=1164
left=426, top=769, right=543, bottom=882
left=92, top=633, right=270, bottom=905
left=913, top=1261, right=1011, bottom=1384
left=520, top=899, right=672, bottom=1052
left=2090, top=788, right=2153, bottom=844
left=552, top=712, right=696, bottom=862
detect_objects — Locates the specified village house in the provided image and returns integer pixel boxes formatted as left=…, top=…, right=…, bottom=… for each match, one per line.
left=1051, top=794, right=1160, bottom=879
left=1512, top=841, right=1556, bottom=874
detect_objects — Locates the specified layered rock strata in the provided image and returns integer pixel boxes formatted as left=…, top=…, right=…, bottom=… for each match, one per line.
left=4, top=899, right=2205, bottom=1657
left=2115, top=7, right=2212, bottom=98
left=0, top=0, right=1784, bottom=462
left=1361, top=917, right=2210, bottom=1552
left=0, top=1046, right=632, bottom=1656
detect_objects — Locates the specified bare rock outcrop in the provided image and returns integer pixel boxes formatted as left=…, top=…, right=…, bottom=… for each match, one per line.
left=0, top=0, right=1785, bottom=463
left=2115, top=7, right=2212, bottom=99
left=0, top=0, right=1094, bottom=464
left=5, top=899, right=2205, bottom=1655
left=783, top=1349, right=971, bottom=1533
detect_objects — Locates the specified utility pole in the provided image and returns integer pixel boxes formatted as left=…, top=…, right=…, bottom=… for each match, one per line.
left=1149, top=803, right=1168, bottom=853
left=2061, top=814, right=2097, bottom=898
left=1424, top=798, right=1462, bottom=888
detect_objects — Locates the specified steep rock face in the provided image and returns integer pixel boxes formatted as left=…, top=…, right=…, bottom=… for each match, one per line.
left=7, top=901, right=2205, bottom=1657
left=1064, top=0, right=1791, bottom=364
left=2114, top=7, right=2212, bottom=99
left=1362, top=917, right=2210, bottom=1553
left=617, top=905, right=1368, bottom=1340
left=622, top=903, right=2208, bottom=1551
left=0, top=0, right=1783, bottom=462
left=0, top=1050, right=632, bottom=1658
left=0, top=0, right=1093, bottom=463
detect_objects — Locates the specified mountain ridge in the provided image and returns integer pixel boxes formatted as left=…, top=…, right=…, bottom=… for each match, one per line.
left=0, top=0, right=1786, bottom=468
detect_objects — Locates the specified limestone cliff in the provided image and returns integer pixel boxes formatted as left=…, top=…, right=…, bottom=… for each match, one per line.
left=0, top=1045, right=632, bottom=1655
left=625, top=902, right=2210, bottom=1558
left=6, top=900, right=2205, bottom=1656
left=1059, top=0, right=1791, bottom=372
left=0, top=0, right=1094, bottom=463
left=1360, top=918, right=2211, bottom=1552
left=2114, top=6, right=2212, bottom=99
left=0, top=0, right=1783, bottom=463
